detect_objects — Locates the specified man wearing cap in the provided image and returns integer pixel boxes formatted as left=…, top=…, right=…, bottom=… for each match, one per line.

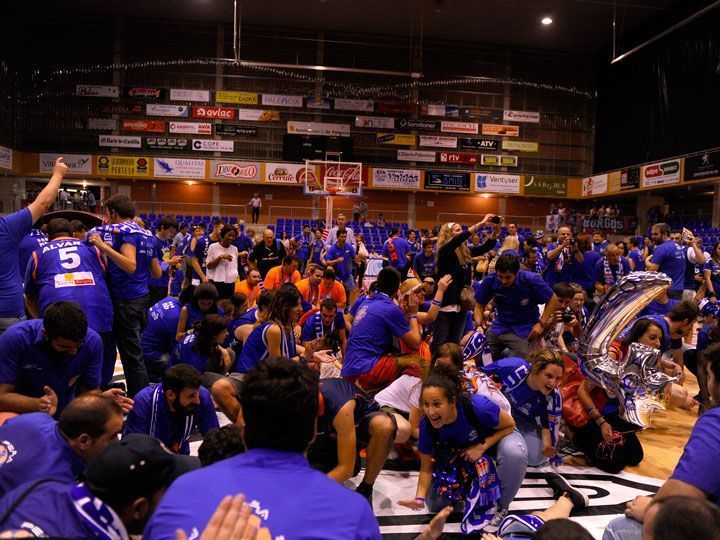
left=0, top=394, right=124, bottom=498
left=124, top=364, right=219, bottom=455
left=0, top=433, right=199, bottom=539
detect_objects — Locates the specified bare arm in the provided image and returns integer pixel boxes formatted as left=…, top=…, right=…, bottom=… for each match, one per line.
left=176, top=307, right=189, bottom=342
left=89, top=237, right=137, bottom=274
left=29, top=158, right=68, bottom=223
left=150, top=257, right=162, bottom=279
left=265, top=324, right=283, bottom=357
left=0, top=383, right=55, bottom=415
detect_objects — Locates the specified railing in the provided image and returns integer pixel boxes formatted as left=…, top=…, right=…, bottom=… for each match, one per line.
left=435, top=213, right=545, bottom=230
left=133, top=201, right=249, bottom=222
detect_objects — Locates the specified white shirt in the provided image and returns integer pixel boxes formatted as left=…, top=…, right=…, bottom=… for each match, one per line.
left=374, top=374, right=422, bottom=413
left=250, top=197, right=262, bottom=208
left=206, top=242, right=239, bottom=284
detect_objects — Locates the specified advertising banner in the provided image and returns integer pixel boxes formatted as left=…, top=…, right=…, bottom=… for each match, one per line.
left=620, top=166, right=640, bottom=190
left=501, top=140, right=538, bottom=152
left=580, top=215, right=638, bottom=235
left=169, top=121, right=212, bottom=135
left=334, top=99, right=374, bottom=112
left=440, top=121, right=479, bottom=134
left=85, top=118, right=118, bottom=130
left=305, top=97, right=332, bottom=109
left=99, top=135, right=141, bottom=148
left=439, top=152, right=477, bottom=165
left=355, top=116, right=395, bottom=129
left=376, top=133, right=416, bottom=145
left=420, top=104, right=449, bottom=117
left=261, top=94, right=303, bottom=108
left=424, top=171, right=471, bottom=191
left=39, top=154, right=92, bottom=174
left=215, top=124, right=257, bottom=137
left=215, top=91, right=258, bottom=105
left=641, top=159, right=681, bottom=188
left=76, top=85, right=118, bottom=98
left=419, top=135, right=457, bottom=148
left=607, top=171, right=622, bottom=193
left=480, top=155, right=518, bottom=167
left=503, top=110, right=540, bottom=123
left=192, top=139, right=234, bottom=152
left=372, top=168, right=421, bottom=189
left=146, top=104, right=189, bottom=117
left=170, top=89, right=210, bottom=102
left=264, top=162, right=316, bottom=184
left=192, top=107, right=235, bottom=120
left=397, top=118, right=438, bottom=130
left=287, top=121, right=351, bottom=137
left=0, top=146, right=11, bottom=170
left=102, top=103, right=142, bottom=114
left=397, top=150, right=435, bottom=162
left=144, top=137, right=190, bottom=152
left=377, top=102, right=417, bottom=115
left=121, top=120, right=166, bottom=133
left=96, top=156, right=149, bottom=177
left=523, top=176, right=567, bottom=195
left=482, top=124, right=520, bottom=136
left=460, top=138, right=499, bottom=151
left=474, top=174, right=521, bottom=194
left=153, top=158, right=206, bottom=179
left=125, top=87, right=165, bottom=99
left=237, top=109, right=280, bottom=122
left=684, top=150, right=720, bottom=181
left=210, top=160, right=262, bottom=182
left=582, top=173, right=608, bottom=196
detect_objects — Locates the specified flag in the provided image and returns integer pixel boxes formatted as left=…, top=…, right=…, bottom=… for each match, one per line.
left=462, top=330, right=487, bottom=362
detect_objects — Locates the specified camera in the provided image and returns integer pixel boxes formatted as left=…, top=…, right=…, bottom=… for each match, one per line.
left=562, top=307, right=574, bottom=323
left=490, top=216, right=501, bottom=224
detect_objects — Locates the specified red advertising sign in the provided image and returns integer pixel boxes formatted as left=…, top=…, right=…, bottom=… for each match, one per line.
left=192, top=106, right=236, bottom=120
left=439, top=152, right=478, bottom=165
left=121, top=120, right=166, bottom=133
left=376, top=101, right=418, bottom=115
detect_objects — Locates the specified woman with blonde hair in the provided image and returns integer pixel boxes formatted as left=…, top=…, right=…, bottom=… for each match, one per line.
left=487, top=235, right=520, bottom=274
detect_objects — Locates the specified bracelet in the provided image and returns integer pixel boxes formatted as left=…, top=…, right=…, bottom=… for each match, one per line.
left=408, top=315, right=418, bottom=319
left=597, top=418, right=607, bottom=426
left=586, top=406, right=597, bottom=415
left=414, top=497, right=426, bottom=502
left=431, top=299, right=442, bottom=307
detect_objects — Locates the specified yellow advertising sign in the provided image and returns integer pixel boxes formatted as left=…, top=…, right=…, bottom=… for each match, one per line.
left=215, top=91, right=258, bottom=105
left=96, top=155, right=150, bottom=177
left=501, top=140, right=538, bottom=152
left=376, top=133, right=417, bottom=145
left=607, top=171, right=621, bottom=193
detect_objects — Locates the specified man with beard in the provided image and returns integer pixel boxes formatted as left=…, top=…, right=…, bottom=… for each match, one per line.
left=645, top=222, right=686, bottom=299
left=124, top=364, right=218, bottom=455
left=301, top=298, right=347, bottom=358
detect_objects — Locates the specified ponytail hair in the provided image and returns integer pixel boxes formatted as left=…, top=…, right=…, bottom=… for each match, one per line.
left=421, top=365, right=462, bottom=405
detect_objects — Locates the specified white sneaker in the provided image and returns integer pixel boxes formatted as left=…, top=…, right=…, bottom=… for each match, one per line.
left=484, top=508, right=508, bottom=533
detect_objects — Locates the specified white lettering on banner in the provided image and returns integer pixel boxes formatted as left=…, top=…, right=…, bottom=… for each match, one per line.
left=419, top=135, right=457, bottom=148
left=641, top=160, right=681, bottom=188
left=440, top=121, right=479, bottom=134
left=355, top=116, right=395, bottom=129
left=154, top=158, right=206, bottom=179
left=75, top=85, right=119, bottom=98
left=192, top=140, right=234, bottom=152
left=474, top=174, right=521, bottom=194
left=86, top=118, right=117, bottom=130
left=192, top=107, right=235, bottom=120
left=0, top=146, right=11, bottom=170
left=372, top=168, right=421, bottom=189
left=503, top=110, right=541, bottom=123
left=53, top=272, right=95, bottom=288
left=334, top=98, right=374, bottom=111
left=397, top=150, right=436, bottom=162
left=210, top=160, right=262, bottom=181
left=236, top=109, right=280, bottom=121
left=170, top=89, right=211, bottom=102
left=264, top=163, right=316, bottom=184
left=39, top=154, right=92, bottom=174
left=146, top=104, right=190, bottom=117
left=261, top=94, right=303, bottom=107
left=286, top=121, right=351, bottom=137
left=169, top=122, right=212, bottom=135
left=99, top=135, right=142, bottom=148
left=423, top=104, right=447, bottom=116
left=582, top=173, right=609, bottom=196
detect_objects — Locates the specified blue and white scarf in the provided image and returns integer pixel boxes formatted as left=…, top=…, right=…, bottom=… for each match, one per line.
left=149, top=384, right=194, bottom=454
left=462, top=330, right=488, bottom=364
left=312, top=312, right=335, bottom=338
left=89, top=221, right=153, bottom=243
left=601, top=257, right=626, bottom=285
left=70, top=484, right=129, bottom=540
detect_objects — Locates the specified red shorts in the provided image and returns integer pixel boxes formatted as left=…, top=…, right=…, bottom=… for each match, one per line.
left=344, top=354, right=397, bottom=393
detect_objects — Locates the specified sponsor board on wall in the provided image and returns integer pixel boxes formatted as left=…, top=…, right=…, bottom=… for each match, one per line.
left=99, top=135, right=142, bottom=148
left=170, top=88, right=210, bottom=102
left=475, top=174, right=521, bottom=194
left=684, top=150, right=720, bottom=181
left=287, top=121, right=351, bottom=137
left=608, top=171, right=622, bottom=193
left=215, top=91, right=258, bottom=105
left=121, top=120, right=166, bottom=133
left=460, top=138, right=499, bottom=151
left=39, top=154, right=92, bottom=174
left=419, top=135, right=457, bottom=148
left=397, top=118, right=438, bottom=130
left=236, top=109, right=280, bottom=121
left=261, top=94, right=303, bottom=108
left=264, top=162, right=316, bottom=184
left=482, top=124, right=520, bottom=136
left=215, top=124, right=257, bottom=137
left=169, top=121, right=212, bottom=135
left=85, top=118, right=118, bottom=130
left=523, top=176, right=567, bottom=195
left=102, top=103, right=142, bottom=114
left=620, top=166, right=641, bottom=190
left=480, top=155, right=518, bottom=167
left=305, top=97, right=332, bottom=109
left=144, top=137, right=190, bottom=152
left=192, top=106, right=235, bottom=120
left=334, top=98, right=374, bottom=112
left=125, top=87, right=165, bottom=99
left=192, top=139, right=234, bottom=152
left=439, top=152, right=477, bottom=165
left=372, top=168, right=421, bottom=189
left=424, top=171, right=471, bottom=191
left=440, top=121, right=479, bottom=134
left=146, top=104, right=189, bottom=117
left=210, top=160, right=262, bottom=182
left=581, top=215, right=638, bottom=235
left=420, top=104, right=449, bottom=117
left=76, top=85, right=119, bottom=98
left=355, top=116, right=395, bottom=129
left=502, top=141, right=538, bottom=152
left=376, top=133, right=416, bottom=145
left=153, top=158, right=206, bottom=179
left=503, top=110, right=540, bottom=123
left=0, top=146, right=11, bottom=169
left=641, top=159, right=681, bottom=188
left=377, top=102, right=418, bottom=115
left=582, top=173, right=609, bottom=196
left=397, top=150, right=435, bottom=162
left=96, top=155, right=149, bottom=177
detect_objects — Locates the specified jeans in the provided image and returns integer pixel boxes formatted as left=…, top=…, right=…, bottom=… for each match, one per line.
left=251, top=207, right=260, bottom=223
left=0, top=316, right=24, bottom=337
left=99, top=331, right=117, bottom=387
left=602, top=515, right=643, bottom=540
left=113, top=295, right=150, bottom=396
left=514, top=414, right=547, bottom=467
left=487, top=328, right=529, bottom=360
left=493, top=429, right=529, bottom=509
left=431, top=310, right=467, bottom=353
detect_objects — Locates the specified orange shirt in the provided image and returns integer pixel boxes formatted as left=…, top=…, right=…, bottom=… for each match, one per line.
left=318, top=280, right=347, bottom=306
left=296, top=278, right=321, bottom=306
left=234, top=279, right=261, bottom=307
left=263, top=265, right=301, bottom=291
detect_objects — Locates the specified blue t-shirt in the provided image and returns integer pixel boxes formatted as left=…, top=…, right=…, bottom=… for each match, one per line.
left=235, top=307, right=258, bottom=327
left=236, top=322, right=297, bottom=373
left=592, top=241, right=608, bottom=254
left=144, top=448, right=380, bottom=540
left=0, top=320, right=102, bottom=413
left=706, top=259, right=720, bottom=293
left=0, top=413, right=85, bottom=498
left=413, top=252, right=436, bottom=280
left=348, top=294, right=369, bottom=317
left=310, top=238, right=325, bottom=265
left=317, top=378, right=379, bottom=435
left=106, top=224, right=156, bottom=300
left=650, top=240, right=685, bottom=291
left=342, top=293, right=410, bottom=377
left=172, top=333, right=213, bottom=373
left=628, top=248, right=645, bottom=271
left=142, top=298, right=182, bottom=362
left=325, top=243, right=356, bottom=281
left=697, top=323, right=716, bottom=354
left=637, top=314, right=682, bottom=352
left=294, top=232, right=313, bottom=262
left=682, top=246, right=705, bottom=290
left=24, top=238, right=113, bottom=333
left=18, top=230, right=47, bottom=276
left=670, top=407, right=720, bottom=501
left=0, top=208, right=33, bottom=317
left=301, top=310, right=346, bottom=342
left=474, top=270, right=554, bottom=338
left=544, top=243, right=578, bottom=285
left=124, top=383, right=219, bottom=455
left=637, top=298, right=678, bottom=318
left=382, top=237, right=412, bottom=269
left=417, top=393, right=501, bottom=455
left=184, top=303, right=224, bottom=331
left=572, top=250, right=601, bottom=290
left=233, top=233, right=254, bottom=254
left=593, top=257, right=632, bottom=286
left=169, top=267, right=184, bottom=296
left=148, top=236, right=172, bottom=288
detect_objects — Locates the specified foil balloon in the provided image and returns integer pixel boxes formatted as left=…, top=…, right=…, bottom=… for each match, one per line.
left=578, top=271, right=677, bottom=428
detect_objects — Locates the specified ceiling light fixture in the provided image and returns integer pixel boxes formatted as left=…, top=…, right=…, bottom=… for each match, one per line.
left=541, top=16, right=553, bottom=25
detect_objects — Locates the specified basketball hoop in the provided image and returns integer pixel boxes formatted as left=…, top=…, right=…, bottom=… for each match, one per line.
left=327, top=187, right=341, bottom=196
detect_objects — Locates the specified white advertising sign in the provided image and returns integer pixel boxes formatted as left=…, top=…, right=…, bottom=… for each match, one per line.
left=99, top=135, right=142, bottom=148
left=264, top=162, right=315, bottom=184
left=170, top=88, right=211, bottom=102
left=236, top=109, right=280, bottom=121
left=355, top=116, right=395, bottom=129
left=261, top=94, right=303, bottom=108
left=87, top=118, right=118, bottom=130
left=582, top=173, right=609, bottom=196
left=75, top=85, right=119, bottom=98
left=169, top=121, right=212, bottom=135
left=334, top=98, right=374, bottom=112
left=641, top=160, right=681, bottom=188
left=192, top=139, right=234, bottom=152
left=39, top=154, right=92, bottom=174
left=0, top=146, right=12, bottom=169
left=210, top=160, right=262, bottom=182
left=146, top=104, right=190, bottom=117
left=287, top=121, right=351, bottom=137
left=440, top=121, right=479, bottom=134
left=424, top=104, right=447, bottom=116
left=503, top=110, right=541, bottom=123
left=419, top=135, right=457, bottom=148
left=474, top=173, right=521, bottom=194
left=397, top=150, right=436, bottom=163
left=153, top=158, right=206, bottom=179
left=372, top=168, right=421, bottom=189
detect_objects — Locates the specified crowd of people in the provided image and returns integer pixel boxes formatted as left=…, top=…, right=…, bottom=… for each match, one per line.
left=0, top=158, right=718, bottom=539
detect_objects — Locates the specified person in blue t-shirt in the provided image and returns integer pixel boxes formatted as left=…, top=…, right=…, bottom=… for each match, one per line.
left=413, top=239, right=437, bottom=281
left=570, top=235, right=601, bottom=299
left=175, top=282, right=224, bottom=341
left=301, top=297, right=347, bottom=358
left=474, top=254, right=557, bottom=360
left=704, top=241, right=720, bottom=298
left=142, top=295, right=184, bottom=383
left=322, top=230, right=359, bottom=298
left=593, top=243, right=632, bottom=301
left=124, top=364, right=218, bottom=455
left=604, top=342, right=720, bottom=540
left=187, top=218, right=224, bottom=285
left=309, top=228, right=325, bottom=266
left=591, top=230, right=608, bottom=255
left=637, top=291, right=678, bottom=318
left=148, top=216, right=182, bottom=307
left=545, top=226, right=584, bottom=285
left=645, top=223, right=686, bottom=299
left=144, top=357, right=381, bottom=540
left=0, top=433, right=199, bottom=539
left=88, top=195, right=161, bottom=397
left=231, top=221, right=254, bottom=278
left=293, top=225, right=313, bottom=274
left=0, top=394, right=124, bottom=498
left=684, top=321, right=720, bottom=413
left=0, top=157, right=67, bottom=334
left=627, top=237, right=645, bottom=271
left=18, top=227, right=47, bottom=276
left=382, top=227, right=413, bottom=280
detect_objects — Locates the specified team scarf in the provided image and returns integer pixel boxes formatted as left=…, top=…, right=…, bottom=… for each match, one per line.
left=602, top=257, right=627, bottom=285
left=497, top=514, right=544, bottom=537
left=70, top=484, right=129, bottom=540
left=312, top=312, right=335, bottom=338
left=149, top=384, right=194, bottom=454
left=29, top=229, right=47, bottom=240
left=462, top=330, right=488, bottom=364
left=89, top=221, right=154, bottom=239
left=553, top=245, right=572, bottom=272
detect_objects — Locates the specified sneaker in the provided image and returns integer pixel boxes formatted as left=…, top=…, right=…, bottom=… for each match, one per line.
left=355, top=482, right=373, bottom=507
left=546, top=472, right=588, bottom=510
left=484, top=508, right=508, bottom=533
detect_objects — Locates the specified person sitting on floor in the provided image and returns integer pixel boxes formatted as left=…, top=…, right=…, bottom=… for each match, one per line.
left=175, top=282, right=224, bottom=342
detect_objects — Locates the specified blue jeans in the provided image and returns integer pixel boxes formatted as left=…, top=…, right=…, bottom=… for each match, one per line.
left=602, top=515, right=643, bottom=540
left=514, top=415, right=547, bottom=467
left=113, top=295, right=150, bottom=396
left=430, top=310, right=466, bottom=353
left=0, top=316, right=24, bottom=336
